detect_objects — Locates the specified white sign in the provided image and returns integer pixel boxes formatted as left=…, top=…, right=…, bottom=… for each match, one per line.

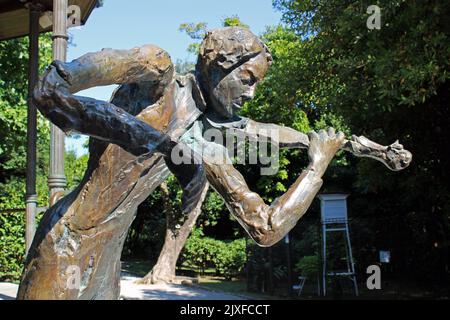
left=379, top=250, right=391, bottom=263
left=318, top=194, right=349, bottom=223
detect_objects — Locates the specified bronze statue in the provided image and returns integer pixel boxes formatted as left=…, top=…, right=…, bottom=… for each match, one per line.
left=18, top=27, right=412, bottom=300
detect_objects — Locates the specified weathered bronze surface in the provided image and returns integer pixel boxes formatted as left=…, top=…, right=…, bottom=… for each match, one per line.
left=18, top=27, right=412, bottom=300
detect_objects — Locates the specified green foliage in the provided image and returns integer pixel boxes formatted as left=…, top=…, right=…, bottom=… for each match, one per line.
left=273, top=0, right=450, bottom=285
left=0, top=34, right=89, bottom=281
left=295, top=255, right=319, bottom=279
left=182, top=229, right=247, bottom=280
left=182, top=228, right=217, bottom=272
left=198, top=190, right=224, bottom=228
left=239, top=26, right=317, bottom=205
left=122, top=185, right=166, bottom=260
left=274, top=0, right=449, bottom=111
left=0, top=212, right=25, bottom=281
left=179, top=22, right=209, bottom=54
left=65, top=151, right=89, bottom=190
left=213, top=238, right=246, bottom=280
left=242, top=26, right=311, bottom=131
left=0, top=35, right=53, bottom=207
left=0, top=34, right=53, bottom=281
left=223, top=15, right=249, bottom=28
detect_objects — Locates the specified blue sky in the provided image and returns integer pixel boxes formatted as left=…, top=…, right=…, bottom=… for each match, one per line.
left=66, top=0, right=282, bottom=156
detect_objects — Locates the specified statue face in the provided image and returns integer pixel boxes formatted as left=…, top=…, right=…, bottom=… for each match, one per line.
left=196, top=27, right=272, bottom=119
left=208, top=52, right=270, bottom=119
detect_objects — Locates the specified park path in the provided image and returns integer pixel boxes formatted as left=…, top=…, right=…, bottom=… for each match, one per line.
left=0, top=275, right=246, bottom=300
left=120, top=275, right=246, bottom=300
left=0, top=283, right=18, bottom=300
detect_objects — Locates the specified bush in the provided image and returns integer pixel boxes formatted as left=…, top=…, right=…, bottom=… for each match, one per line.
left=0, top=151, right=86, bottom=282
left=182, top=229, right=247, bottom=280
left=182, top=229, right=217, bottom=273
left=0, top=211, right=25, bottom=282
left=295, top=255, right=319, bottom=279
left=214, top=239, right=246, bottom=280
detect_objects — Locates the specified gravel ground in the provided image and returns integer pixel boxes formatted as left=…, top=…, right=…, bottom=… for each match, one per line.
left=0, top=276, right=246, bottom=301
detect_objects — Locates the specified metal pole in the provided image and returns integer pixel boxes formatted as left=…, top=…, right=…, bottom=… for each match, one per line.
left=268, top=247, right=274, bottom=295
left=285, top=234, right=293, bottom=297
left=322, top=223, right=327, bottom=296
left=25, top=1, right=42, bottom=254
left=345, top=224, right=359, bottom=296
left=48, top=0, right=68, bottom=205
left=245, top=238, right=251, bottom=292
left=344, top=224, right=352, bottom=274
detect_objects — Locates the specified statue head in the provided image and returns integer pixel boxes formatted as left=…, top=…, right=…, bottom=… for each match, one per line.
left=196, top=27, right=273, bottom=119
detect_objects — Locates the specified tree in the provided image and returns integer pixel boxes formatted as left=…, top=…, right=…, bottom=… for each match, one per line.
left=273, top=0, right=450, bottom=287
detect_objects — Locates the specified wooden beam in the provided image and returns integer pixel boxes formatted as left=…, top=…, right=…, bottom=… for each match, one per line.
left=0, top=1, right=26, bottom=15
left=0, top=0, right=98, bottom=41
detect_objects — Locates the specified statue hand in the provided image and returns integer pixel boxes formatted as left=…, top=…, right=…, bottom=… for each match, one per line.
left=308, top=128, right=345, bottom=176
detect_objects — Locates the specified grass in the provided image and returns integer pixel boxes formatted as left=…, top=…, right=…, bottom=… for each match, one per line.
left=197, top=276, right=277, bottom=300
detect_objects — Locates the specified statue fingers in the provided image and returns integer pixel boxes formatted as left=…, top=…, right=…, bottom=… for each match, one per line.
left=327, top=127, right=336, bottom=139
left=318, top=129, right=328, bottom=140
left=308, top=130, right=320, bottom=142
left=336, top=131, right=346, bottom=142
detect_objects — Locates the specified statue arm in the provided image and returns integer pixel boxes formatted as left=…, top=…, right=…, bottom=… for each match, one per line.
left=33, top=45, right=177, bottom=158
left=243, top=120, right=413, bottom=171
left=203, top=129, right=344, bottom=247
left=242, top=119, right=309, bottom=149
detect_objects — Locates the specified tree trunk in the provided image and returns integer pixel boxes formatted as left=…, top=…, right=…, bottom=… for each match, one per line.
left=138, top=182, right=209, bottom=284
